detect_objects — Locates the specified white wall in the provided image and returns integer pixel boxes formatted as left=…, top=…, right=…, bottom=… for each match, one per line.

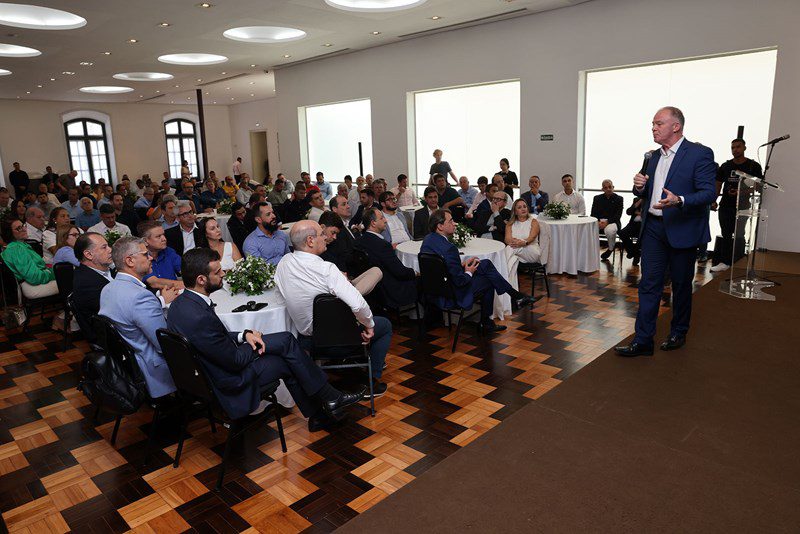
left=271, top=0, right=800, bottom=253
left=0, top=100, right=233, bottom=184
left=228, top=98, right=280, bottom=183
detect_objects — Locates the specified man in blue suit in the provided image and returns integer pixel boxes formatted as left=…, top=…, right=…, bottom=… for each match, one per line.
left=520, top=175, right=549, bottom=215
left=166, top=248, right=365, bottom=430
left=616, top=107, right=717, bottom=357
left=420, top=209, right=534, bottom=333
left=99, top=236, right=180, bottom=399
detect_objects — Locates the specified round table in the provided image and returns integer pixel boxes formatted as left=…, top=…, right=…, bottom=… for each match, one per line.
left=196, top=210, right=232, bottom=242
left=398, top=206, right=417, bottom=233
left=210, top=286, right=296, bottom=407
left=395, top=237, right=512, bottom=320
left=539, top=214, right=600, bottom=275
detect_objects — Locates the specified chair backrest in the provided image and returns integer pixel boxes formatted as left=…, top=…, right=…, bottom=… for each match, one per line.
left=156, top=329, right=216, bottom=403
left=312, top=294, right=364, bottom=349
left=418, top=252, right=457, bottom=301
left=25, top=239, right=43, bottom=256
left=53, top=262, right=75, bottom=301
left=537, top=220, right=551, bottom=266
left=93, top=315, right=143, bottom=383
left=347, top=247, right=372, bottom=278
left=68, top=293, right=96, bottom=343
left=0, top=257, right=21, bottom=306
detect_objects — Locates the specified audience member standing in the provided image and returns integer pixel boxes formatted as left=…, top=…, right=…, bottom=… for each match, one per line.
left=8, top=162, right=29, bottom=199
left=232, top=157, right=243, bottom=183
left=553, top=174, right=586, bottom=215
left=243, top=202, right=290, bottom=265
left=591, top=179, right=624, bottom=260
left=498, top=158, right=518, bottom=198
left=429, top=149, right=458, bottom=185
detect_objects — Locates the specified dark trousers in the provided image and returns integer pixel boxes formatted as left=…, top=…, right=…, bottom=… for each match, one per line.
left=249, top=331, right=327, bottom=418
left=633, top=216, right=697, bottom=346
left=470, top=259, right=514, bottom=323
left=618, top=221, right=642, bottom=257
left=717, top=207, right=744, bottom=264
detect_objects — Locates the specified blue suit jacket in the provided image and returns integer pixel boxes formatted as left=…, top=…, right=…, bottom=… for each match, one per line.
left=521, top=190, right=549, bottom=215
left=99, top=274, right=175, bottom=398
left=637, top=139, right=717, bottom=248
left=419, top=232, right=475, bottom=309
left=166, top=290, right=260, bottom=420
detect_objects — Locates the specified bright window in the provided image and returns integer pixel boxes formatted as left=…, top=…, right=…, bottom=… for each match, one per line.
left=64, top=118, right=111, bottom=185
left=165, top=119, right=199, bottom=179
left=302, top=99, right=373, bottom=182
left=413, top=81, right=520, bottom=192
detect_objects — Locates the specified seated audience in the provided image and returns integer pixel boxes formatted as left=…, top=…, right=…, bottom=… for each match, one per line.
left=243, top=202, right=290, bottom=265
left=97, top=185, right=113, bottom=208
left=350, top=188, right=377, bottom=229
left=222, top=175, right=239, bottom=199
left=165, top=200, right=202, bottom=256
left=465, top=176, right=489, bottom=217
left=71, top=232, right=113, bottom=340
left=391, top=173, right=419, bottom=208
left=329, top=194, right=352, bottom=227
left=316, top=172, right=333, bottom=201
left=39, top=182, right=60, bottom=206
left=159, top=178, right=174, bottom=197
left=307, top=190, right=327, bottom=222
left=99, top=237, right=179, bottom=399
left=591, top=179, right=624, bottom=260
left=553, top=174, right=586, bottom=215
left=618, top=198, right=643, bottom=266
left=276, top=220, right=391, bottom=397
left=504, top=199, right=542, bottom=291
left=200, top=179, right=225, bottom=211
left=198, top=217, right=242, bottom=270
left=357, top=208, right=418, bottom=309
left=348, top=175, right=365, bottom=214
left=336, top=183, right=349, bottom=199
left=434, top=174, right=464, bottom=215
left=43, top=207, right=72, bottom=264
left=76, top=197, right=100, bottom=231
left=111, top=192, right=140, bottom=236
left=34, top=191, right=58, bottom=219
left=379, top=191, right=412, bottom=245
left=52, top=225, right=81, bottom=267
left=0, top=218, right=58, bottom=298
left=176, top=180, right=202, bottom=213
left=322, top=201, right=356, bottom=266
left=282, top=182, right=309, bottom=223
left=25, top=206, right=46, bottom=245
left=301, top=172, right=319, bottom=194
left=319, top=211, right=382, bottom=295
left=457, top=176, right=478, bottom=208
left=60, top=188, right=83, bottom=220
left=227, top=201, right=249, bottom=253
left=134, top=187, right=155, bottom=213
left=472, top=189, right=511, bottom=241
left=420, top=209, right=533, bottom=332
left=371, top=179, right=388, bottom=206
left=490, top=174, right=514, bottom=206
left=236, top=175, right=253, bottom=205
left=413, top=186, right=439, bottom=240
left=7, top=199, right=27, bottom=224
left=167, top=248, right=365, bottom=428
left=139, top=221, right=183, bottom=290
left=266, top=178, right=289, bottom=207
left=520, top=175, right=549, bottom=215
left=158, top=195, right=179, bottom=229
left=89, top=204, right=132, bottom=239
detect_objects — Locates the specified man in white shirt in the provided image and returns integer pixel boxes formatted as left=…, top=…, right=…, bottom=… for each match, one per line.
left=348, top=176, right=365, bottom=215
left=552, top=174, right=586, bottom=215
left=390, top=174, right=420, bottom=208
left=307, top=190, right=327, bottom=223
left=89, top=204, right=132, bottom=238
left=275, top=220, right=391, bottom=397
left=24, top=206, right=46, bottom=244
left=379, top=191, right=412, bottom=245
left=236, top=174, right=253, bottom=205
left=232, top=157, right=242, bottom=182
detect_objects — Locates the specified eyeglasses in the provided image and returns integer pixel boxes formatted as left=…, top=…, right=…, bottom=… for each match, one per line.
left=491, top=197, right=506, bottom=203
left=127, top=250, right=152, bottom=259
left=178, top=211, right=193, bottom=217
left=68, top=232, right=81, bottom=238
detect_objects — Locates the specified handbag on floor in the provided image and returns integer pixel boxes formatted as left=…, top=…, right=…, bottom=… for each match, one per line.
left=78, top=351, right=145, bottom=415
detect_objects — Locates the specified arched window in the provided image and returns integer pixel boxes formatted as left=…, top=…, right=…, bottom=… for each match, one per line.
left=64, top=118, right=112, bottom=185
left=165, top=119, right=199, bottom=179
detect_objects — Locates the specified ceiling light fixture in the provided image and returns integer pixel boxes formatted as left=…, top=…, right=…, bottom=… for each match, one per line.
left=323, top=43, right=333, bottom=47
left=155, top=90, right=160, bottom=93
left=213, top=101, right=217, bottom=104
left=158, top=53, right=227, bottom=65
left=225, top=86, right=230, bottom=90
left=0, top=4, right=86, bottom=30
left=114, top=72, right=174, bottom=81
left=0, top=68, right=12, bottom=76
left=371, top=31, right=381, bottom=35
left=230, top=97, right=234, bottom=100
left=79, top=61, right=93, bottom=66
left=250, top=64, right=256, bottom=67
left=196, top=78, right=202, bottom=82
left=0, top=43, right=40, bottom=57
left=36, top=84, right=41, bottom=87
left=196, top=2, right=212, bottom=8
left=325, top=0, right=427, bottom=12
left=25, top=90, right=30, bottom=93
left=283, top=54, right=291, bottom=58
left=430, top=15, right=441, bottom=20
left=49, top=77, right=55, bottom=81
left=102, top=51, right=111, bottom=55
left=174, top=84, right=180, bottom=88
left=220, top=71, right=226, bottom=75
left=248, top=81, right=255, bottom=85
left=80, top=86, right=134, bottom=94
left=250, top=93, right=254, bottom=97
left=223, top=26, right=306, bottom=44
left=128, top=38, right=138, bottom=43
left=62, top=71, right=75, bottom=75
left=158, top=22, right=171, bottom=27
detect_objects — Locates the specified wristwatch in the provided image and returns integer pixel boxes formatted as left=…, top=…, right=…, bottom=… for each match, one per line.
left=676, top=197, right=684, bottom=208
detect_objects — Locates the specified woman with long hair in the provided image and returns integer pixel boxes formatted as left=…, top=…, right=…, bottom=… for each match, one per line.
left=42, top=207, right=73, bottom=265
left=52, top=225, right=81, bottom=267
left=197, top=217, right=242, bottom=270
left=504, top=199, right=542, bottom=290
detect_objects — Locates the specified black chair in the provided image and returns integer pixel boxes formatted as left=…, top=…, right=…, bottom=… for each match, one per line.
left=311, top=294, right=376, bottom=416
left=0, top=257, right=61, bottom=332
left=519, top=262, right=550, bottom=300
left=346, top=247, right=372, bottom=279
left=156, top=328, right=287, bottom=491
left=418, top=252, right=481, bottom=352
left=53, top=262, right=75, bottom=350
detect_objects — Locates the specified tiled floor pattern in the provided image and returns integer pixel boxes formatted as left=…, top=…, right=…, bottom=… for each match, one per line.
left=0, top=260, right=713, bottom=533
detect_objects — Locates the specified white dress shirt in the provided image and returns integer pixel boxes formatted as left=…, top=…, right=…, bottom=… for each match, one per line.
left=308, top=206, right=326, bottom=223
left=390, top=186, right=419, bottom=208
left=181, top=225, right=196, bottom=253
left=648, top=136, right=685, bottom=217
left=275, top=251, right=374, bottom=336
left=89, top=266, right=114, bottom=282
left=552, top=190, right=586, bottom=216
left=384, top=212, right=411, bottom=244
left=25, top=223, right=43, bottom=244
left=88, top=221, right=132, bottom=237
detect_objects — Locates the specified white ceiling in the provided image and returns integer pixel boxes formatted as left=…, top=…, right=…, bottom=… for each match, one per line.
left=0, top=0, right=590, bottom=106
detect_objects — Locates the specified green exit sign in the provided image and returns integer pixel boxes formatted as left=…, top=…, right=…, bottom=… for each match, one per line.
left=540, top=134, right=554, bottom=141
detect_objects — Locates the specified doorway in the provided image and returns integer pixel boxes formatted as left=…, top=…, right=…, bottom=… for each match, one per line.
left=249, top=130, right=269, bottom=184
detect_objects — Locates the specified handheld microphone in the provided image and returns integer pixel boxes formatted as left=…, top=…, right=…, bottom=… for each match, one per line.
left=759, top=134, right=790, bottom=147
left=639, top=151, right=653, bottom=175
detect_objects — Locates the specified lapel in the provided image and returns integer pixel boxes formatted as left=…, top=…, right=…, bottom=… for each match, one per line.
left=664, top=139, right=689, bottom=190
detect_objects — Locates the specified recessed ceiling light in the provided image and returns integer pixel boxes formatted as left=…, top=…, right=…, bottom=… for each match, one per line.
left=80, top=86, right=134, bottom=94
left=25, top=90, right=30, bottom=93
left=230, top=97, right=234, bottom=100
left=250, top=93, right=254, bottom=97
left=196, top=2, right=212, bottom=8
left=158, top=22, right=171, bottom=27
left=139, top=94, right=143, bottom=97
left=102, top=51, right=111, bottom=55
left=221, top=71, right=226, bottom=75
left=225, top=87, right=230, bottom=90
left=173, top=84, right=180, bottom=88
left=196, top=78, right=202, bottom=82
left=0, top=4, right=86, bottom=30
left=128, top=38, right=138, bottom=43
left=0, top=69, right=12, bottom=76
left=158, top=53, right=227, bottom=65
left=62, top=71, right=75, bottom=75
left=371, top=31, right=381, bottom=35
left=49, top=77, right=55, bottom=81
left=36, top=84, right=41, bottom=87
left=430, top=15, right=441, bottom=20
left=0, top=43, right=41, bottom=57
left=114, top=72, right=174, bottom=81
left=212, top=101, right=217, bottom=104
left=204, top=91, right=209, bottom=95
left=79, top=61, right=93, bottom=66
left=223, top=26, right=306, bottom=44
left=323, top=43, right=333, bottom=47
left=248, top=81, right=255, bottom=85
left=250, top=64, right=256, bottom=67
left=170, top=100, right=174, bottom=103
left=283, top=54, right=291, bottom=58
left=187, top=97, right=191, bottom=100
left=155, top=90, right=160, bottom=93
left=256, top=123, right=260, bottom=127
left=325, top=0, right=427, bottom=12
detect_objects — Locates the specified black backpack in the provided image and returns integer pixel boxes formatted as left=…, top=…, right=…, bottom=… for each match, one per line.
left=78, top=351, right=145, bottom=415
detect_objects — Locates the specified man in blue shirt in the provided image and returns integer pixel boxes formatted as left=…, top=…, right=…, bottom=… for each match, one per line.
left=316, top=172, right=333, bottom=201
left=200, top=179, right=225, bottom=211
left=134, top=187, right=155, bottom=210
left=139, top=221, right=183, bottom=290
left=60, top=188, right=83, bottom=220
left=176, top=180, right=202, bottom=213
left=457, top=176, right=478, bottom=207
left=243, top=202, right=290, bottom=265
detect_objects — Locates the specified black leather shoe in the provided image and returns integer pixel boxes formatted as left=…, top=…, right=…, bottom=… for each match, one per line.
left=601, top=249, right=612, bottom=260
left=615, top=342, right=654, bottom=357
left=515, top=295, right=535, bottom=308
left=632, top=256, right=640, bottom=267
left=481, top=321, right=507, bottom=333
left=322, top=386, right=368, bottom=417
left=362, top=381, right=387, bottom=399
left=308, top=411, right=347, bottom=432
left=660, top=335, right=686, bottom=351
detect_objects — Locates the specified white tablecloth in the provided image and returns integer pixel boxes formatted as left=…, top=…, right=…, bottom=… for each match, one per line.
left=196, top=211, right=232, bottom=242
left=395, top=237, right=512, bottom=320
left=210, top=287, right=296, bottom=407
left=539, top=214, right=600, bottom=275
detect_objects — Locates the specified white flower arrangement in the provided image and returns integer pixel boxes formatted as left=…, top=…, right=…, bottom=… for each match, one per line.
left=542, top=201, right=570, bottom=220
left=225, top=255, right=277, bottom=296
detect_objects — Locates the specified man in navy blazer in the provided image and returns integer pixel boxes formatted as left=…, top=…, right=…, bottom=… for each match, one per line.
left=420, top=209, right=534, bottom=332
left=166, top=248, right=365, bottom=429
left=616, top=107, right=717, bottom=357
left=520, top=175, right=549, bottom=215
left=99, top=236, right=180, bottom=399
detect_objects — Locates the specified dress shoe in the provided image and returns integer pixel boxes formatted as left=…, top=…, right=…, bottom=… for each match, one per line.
left=615, top=342, right=654, bottom=357
left=660, top=335, right=686, bottom=351
left=601, top=249, right=612, bottom=260
left=362, top=381, right=387, bottom=399
left=481, top=321, right=507, bottom=333
left=322, top=386, right=368, bottom=417
left=632, top=255, right=640, bottom=267
left=308, top=411, right=347, bottom=432
left=515, top=295, right=535, bottom=308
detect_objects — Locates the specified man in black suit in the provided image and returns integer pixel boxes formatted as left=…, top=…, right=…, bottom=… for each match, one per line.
left=472, top=189, right=511, bottom=242
left=520, top=175, right=549, bottom=215
left=166, top=248, right=366, bottom=430
left=590, top=179, right=624, bottom=260
left=226, top=202, right=249, bottom=253
left=281, top=182, right=309, bottom=223
left=165, top=201, right=203, bottom=256
left=357, top=208, right=417, bottom=309
left=323, top=199, right=357, bottom=269
left=413, top=186, right=439, bottom=240
left=71, top=232, right=114, bottom=342
left=111, top=193, right=140, bottom=236
left=350, top=188, right=376, bottom=230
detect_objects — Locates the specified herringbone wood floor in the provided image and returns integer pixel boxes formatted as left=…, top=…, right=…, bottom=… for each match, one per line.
left=0, top=258, right=713, bottom=533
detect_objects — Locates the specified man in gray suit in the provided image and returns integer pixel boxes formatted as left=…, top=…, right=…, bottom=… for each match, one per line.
left=99, top=236, right=179, bottom=399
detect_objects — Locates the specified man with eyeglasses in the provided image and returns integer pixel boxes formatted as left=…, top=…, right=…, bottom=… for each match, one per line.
left=473, top=191, right=512, bottom=242
left=99, top=236, right=180, bottom=399
left=165, top=200, right=203, bottom=256
left=378, top=191, right=412, bottom=245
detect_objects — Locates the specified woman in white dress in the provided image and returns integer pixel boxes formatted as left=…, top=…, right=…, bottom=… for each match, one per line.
left=198, top=217, right=242, bottom=270
left=504, top=199, right=541, bottom=290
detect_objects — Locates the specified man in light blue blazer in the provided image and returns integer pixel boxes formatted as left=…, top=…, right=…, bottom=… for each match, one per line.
left=99, top=236, right=180, bottom=398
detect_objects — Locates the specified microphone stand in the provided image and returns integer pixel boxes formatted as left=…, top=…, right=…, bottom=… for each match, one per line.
left=750, top=138, right=786, bottom=284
